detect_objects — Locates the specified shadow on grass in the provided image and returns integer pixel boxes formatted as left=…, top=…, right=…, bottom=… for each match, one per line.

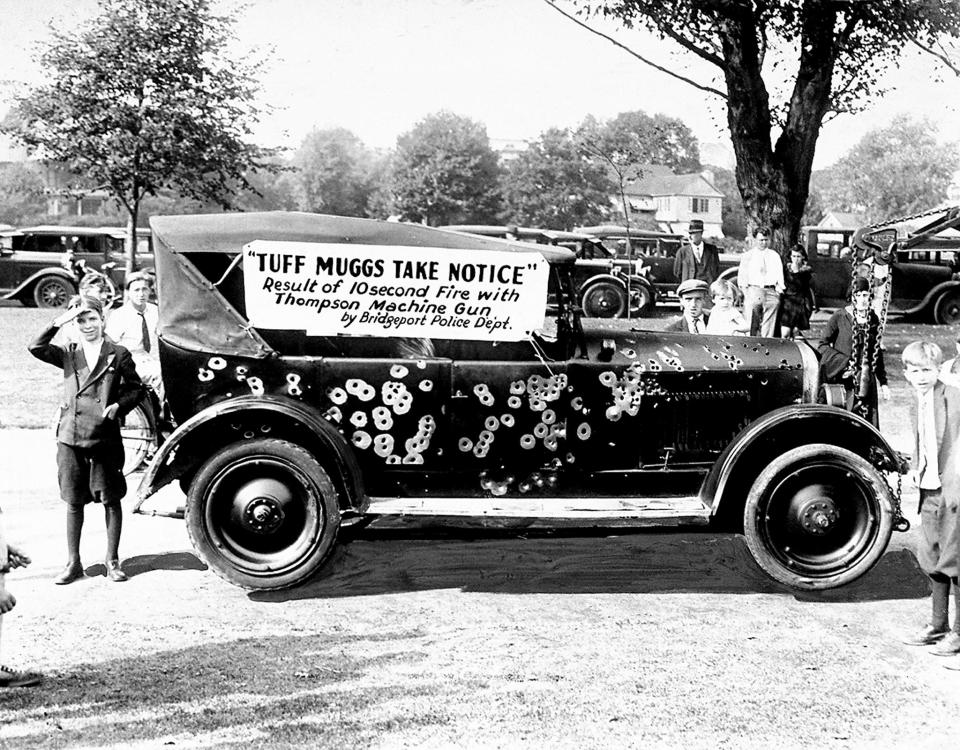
left=0, top=632, right=451, bottom=749
left=84, top=551, right=207, bottom=580
left=247, top=529, right=928, bottom=603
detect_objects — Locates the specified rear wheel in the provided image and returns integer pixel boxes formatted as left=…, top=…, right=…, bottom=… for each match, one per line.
left=629, top=283, right=654, bottom=316
left=934, top=289, right=960, bottom=325
left=120, top=402, right=156, bottom=475
left=581, top=281, right=627, bottom=318
left=742, top=443, right=893, bottom=590
left=33, top=276, right=75, bottom=308
left=185, top=438, right=340, bottom=590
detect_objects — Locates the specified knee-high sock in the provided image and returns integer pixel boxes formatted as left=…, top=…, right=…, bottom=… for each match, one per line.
left=66, top=505, right=84, bottom=565
left=104, top=503, right=122, bottom=562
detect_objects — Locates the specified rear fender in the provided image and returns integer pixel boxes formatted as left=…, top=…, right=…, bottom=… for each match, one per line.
left=2, top=267, right=77, bottom=300
left=904, top=280, right=960, bottom=316
left=135, top=394, right=364, bottom=513
left=705, top=405, right=905, bottom=522
left=577, top=273, right=626, bottom=297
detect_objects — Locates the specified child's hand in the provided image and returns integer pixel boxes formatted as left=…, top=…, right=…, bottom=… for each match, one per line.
left=103, top=403, right=119, bottom=420
left=0, top=590, right=16, bottom=614
left=6, top=544, right=30, bottom=569
left=53, top=307, right=81, bottom=328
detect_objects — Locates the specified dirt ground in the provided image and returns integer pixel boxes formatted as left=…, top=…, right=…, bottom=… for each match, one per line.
left=2, top=306, right=960, bottom=748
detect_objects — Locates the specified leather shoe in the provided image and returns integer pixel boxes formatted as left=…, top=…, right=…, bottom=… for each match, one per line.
left=54, top=563, right=85, bottom=585
left=105, top=560, right=128, bottom=582
left=931, top=631, right=960, bottom=656
left=902, top=624, right=949, bottom=646
left=944, top=657, right=960, bottom=671
left=0, top=666, right=42, bottom=688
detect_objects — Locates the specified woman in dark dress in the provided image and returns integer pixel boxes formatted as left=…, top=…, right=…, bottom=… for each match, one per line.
left=817, top=276, right=890, bottom=427
left=780, top=244, right=813, bottom=339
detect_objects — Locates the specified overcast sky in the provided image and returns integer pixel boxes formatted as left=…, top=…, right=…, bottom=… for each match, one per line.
left=2, top=0, right=958, bottom=169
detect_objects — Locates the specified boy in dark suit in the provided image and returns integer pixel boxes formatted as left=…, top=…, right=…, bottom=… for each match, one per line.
left=900, top=341, right=960, bottom=656
left=29, top=295, right=145, bottom=584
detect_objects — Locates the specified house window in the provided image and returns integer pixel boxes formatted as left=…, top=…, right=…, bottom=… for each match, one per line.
left=691, top=197, right=710, bottom=213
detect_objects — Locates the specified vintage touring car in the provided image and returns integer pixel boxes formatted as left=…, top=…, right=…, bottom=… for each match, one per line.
left=136, top=212, right=907, bottom=592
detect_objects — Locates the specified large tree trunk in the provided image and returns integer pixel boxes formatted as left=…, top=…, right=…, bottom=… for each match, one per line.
left=126, top=203, right=139, bottom=278
left=716, top=7, right=838, bottom=253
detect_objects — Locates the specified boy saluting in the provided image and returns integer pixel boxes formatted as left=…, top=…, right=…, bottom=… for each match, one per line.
left=901, top=341, right=960, bottom=658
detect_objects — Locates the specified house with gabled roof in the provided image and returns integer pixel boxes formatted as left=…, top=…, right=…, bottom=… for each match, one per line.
left=618, top=165, right=725, bottom=237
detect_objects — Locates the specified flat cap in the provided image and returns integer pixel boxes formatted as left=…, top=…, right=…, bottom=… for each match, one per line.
left=676, top=278, right=709, bottom=297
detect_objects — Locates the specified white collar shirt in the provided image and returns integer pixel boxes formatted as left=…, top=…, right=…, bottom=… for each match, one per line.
left=105, top=301, right=159, bottom=357
left=918, top=389, right=941, bottom=489
left=691, top=242, right=703, bottom=263
left=80, top=337, right=104, bottom=372
left=737, top=248, right=784, bottom=292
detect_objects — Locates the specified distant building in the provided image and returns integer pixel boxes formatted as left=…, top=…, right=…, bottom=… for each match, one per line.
left=816, top=210, right=867, bottom=230
left=618, top=166, right=725, bottom=237
left=490, top=137, right=529, bottom=162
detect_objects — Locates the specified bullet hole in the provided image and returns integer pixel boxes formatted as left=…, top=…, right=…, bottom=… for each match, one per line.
left=577, top=423, right=592, bottom=440
left=419, top=379, right=433, bottom=392
left=459, top=437, right=474, bottom=452
left=350, top=411, right=367, bottom=428
left=198, top=368, right=214, bottom=382
left=328, top=387, right=347, bottom=405
left=520, top=434, right=536, bottom=449
left=352, top=431, right=372, bottom=450
left=374, top=434, right=394, bottom=457
left=390, top=364, right=408, bottom=379
left=208, top=356, right=227, bottom=370
left=247, top=377, right=264, bottom=396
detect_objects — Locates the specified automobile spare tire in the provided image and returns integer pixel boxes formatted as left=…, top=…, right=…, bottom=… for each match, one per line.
left=185, top=438, right=341, bottom=590
left=581, top=281, right=627, bottom=318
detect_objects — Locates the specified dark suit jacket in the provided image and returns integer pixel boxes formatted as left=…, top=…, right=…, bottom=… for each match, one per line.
left=664, top=313, right=709, bottom=333
left=29, top=324, right=145, bottom=448
left=910, top=381, right=960, bottom=481
left=673, top=242, right=720, bottom=284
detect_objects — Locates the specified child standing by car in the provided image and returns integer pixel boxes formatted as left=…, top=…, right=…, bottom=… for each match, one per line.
left=901, top=341, right=960, bottom=656
left=705, top=278, right=749, bottom=335
left=29, top=295, right=144, bottom=584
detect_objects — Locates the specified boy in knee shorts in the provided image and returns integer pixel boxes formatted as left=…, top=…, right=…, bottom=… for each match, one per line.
left=901, top=341, right=960, bottom=654
left=29, top=295, right=144, bottom=584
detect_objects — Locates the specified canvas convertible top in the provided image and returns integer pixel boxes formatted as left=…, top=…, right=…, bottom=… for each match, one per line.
left=150, top=212, right=574, bottom=358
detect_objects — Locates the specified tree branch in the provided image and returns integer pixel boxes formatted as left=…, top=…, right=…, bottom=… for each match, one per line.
left=911, top=36, right=960, bottom=76
left=542, top=1, right=728, bottom=99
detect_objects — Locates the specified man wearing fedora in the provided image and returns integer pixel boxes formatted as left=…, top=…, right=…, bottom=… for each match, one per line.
left=673, top=218, right=720, bottom=286
left=665, top=279, right=710, bottom=333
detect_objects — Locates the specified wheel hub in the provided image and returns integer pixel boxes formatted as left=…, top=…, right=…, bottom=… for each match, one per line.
left=797, top=497, right=839, bottom=536
left=241, top=496, right=285, bottom=534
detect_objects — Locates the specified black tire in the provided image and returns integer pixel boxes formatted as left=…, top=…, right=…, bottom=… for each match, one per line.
left=33, top=276, right=75, bottom=308
left=120, top=402, right=156, bottom=475
left=934, top=289, right=960, bottom=325
left=629, top=283, right=654, bottom=316
left=581, top=281, right=627, bottom=318
left=185, top=438, right=340, bottom=590
left=742, top=443, right=893, bottom=590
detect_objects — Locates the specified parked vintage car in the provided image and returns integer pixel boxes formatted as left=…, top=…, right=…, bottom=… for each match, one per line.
left=0, top=225, right=154, bottom=308
left=575, top=224, right=742, bottom=310
left=439, top=225, right=653, bottom=317
left=805, top=209, right=960, bottom=323
left=136, top=212, right=907, bottom=593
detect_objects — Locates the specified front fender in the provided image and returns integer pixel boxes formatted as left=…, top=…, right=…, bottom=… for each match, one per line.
left=577, top=273, right=627, bottom=296
left=705, top=404, right=905, bottom=516
left=901, top=279, right=960, bottom=316
left=135, top=394, right=365, bottom=511
left=2, top=267, right=76, bottom=300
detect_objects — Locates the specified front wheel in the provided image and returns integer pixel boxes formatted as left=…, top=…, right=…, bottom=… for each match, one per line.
left=185, top=438, right=340, bottom=590
left=33, top=276, right=75, bottom=308
left=934, top=289, right=960, bottom=325
left=742, top=443, right=893, bottom=590
left=581, top=281, right=627, bottom=318
left=120, top=401, right=156, bottom=475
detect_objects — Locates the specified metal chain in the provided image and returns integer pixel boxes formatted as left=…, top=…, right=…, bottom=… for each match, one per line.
left=861, top=205, right=960, bottom=232
left=887, top=469, right=909, bottom=532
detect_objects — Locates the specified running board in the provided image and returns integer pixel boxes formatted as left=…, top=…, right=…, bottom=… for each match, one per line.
left=363, top=496, right=711, bottom=526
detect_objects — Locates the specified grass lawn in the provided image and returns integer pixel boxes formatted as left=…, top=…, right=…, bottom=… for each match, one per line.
left=0, top=306, right=62, bottom=428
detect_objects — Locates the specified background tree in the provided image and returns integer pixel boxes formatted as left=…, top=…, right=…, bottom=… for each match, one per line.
left=0, top=162, right=47, bottom=225
left=3, top=0, right=278, bottom=273
left=550, top=1, right=960, bottom=250
left=388, top=111, right=502, bottom=226
left=289, top=128, right=374, bottom=217
left=596, top=110, right=701, bottom=173
left=703, top=165, right=747, bottom=240
left=500, top=128, right=612, bottom=229
left=818, top=115, right=959, bottom=222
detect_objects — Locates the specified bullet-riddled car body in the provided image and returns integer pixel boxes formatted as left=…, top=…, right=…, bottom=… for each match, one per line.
left=137, top=212, right=907, bottom=592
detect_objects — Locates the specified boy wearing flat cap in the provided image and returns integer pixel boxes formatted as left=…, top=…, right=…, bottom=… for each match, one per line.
left=665, top=279, right=710, bottom=333
left=29, top=295, right=145, bottom=584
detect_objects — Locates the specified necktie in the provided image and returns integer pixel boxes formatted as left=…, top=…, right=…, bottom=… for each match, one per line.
left=760, top=251, right=768, bottom=279
left=693, top=316, right=704, bottom=333
left=918, top=394, right=928, bottom=480
left=140, top=311, right=151, bottom=353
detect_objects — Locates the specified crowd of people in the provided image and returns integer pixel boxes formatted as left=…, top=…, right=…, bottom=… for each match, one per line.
left=1, top=271, right=161, bottom=688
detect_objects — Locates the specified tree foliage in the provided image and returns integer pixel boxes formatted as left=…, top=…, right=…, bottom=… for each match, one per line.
left=0, top=162, right=47, bottom=225
left=592, top=111, right=700, bottom=172
left=555, top=0, right=960, bottom=249
left=3, top=0, right=278, bottom=271
left=702, top=165, right=747, bottom=239
left=388, top=111, right=502, bottom=226
left=818, top=115, right=959, bottom=222
left=500, top=128, right=612, bottom=229
left=289, top=128, right=375, bottom=217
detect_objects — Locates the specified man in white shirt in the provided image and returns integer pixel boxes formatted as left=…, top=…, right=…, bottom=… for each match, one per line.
left=737, top=228, right=784, bottom=337
left=106, top=272, right=163, bottom=401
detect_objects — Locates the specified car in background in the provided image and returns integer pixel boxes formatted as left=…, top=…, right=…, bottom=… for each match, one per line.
left=439, top=225, right=654, bottom=318
left=805, top=210, right=960, bottom=323
left=575, top=225, right=742, bottom=311
left=0, top=225, right=154, bottom=307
